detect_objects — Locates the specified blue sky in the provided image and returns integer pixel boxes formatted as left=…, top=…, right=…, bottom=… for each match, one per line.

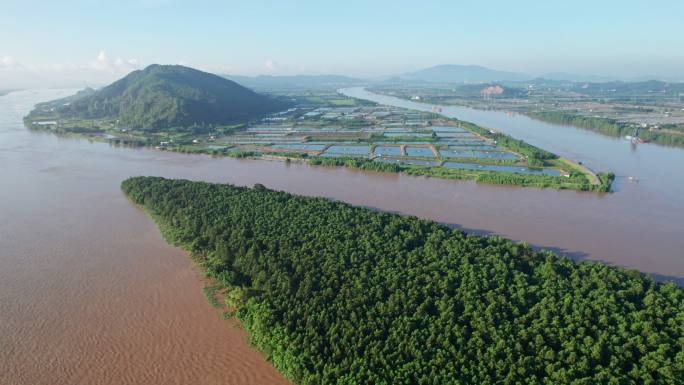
left=1, top=0, right=683, bottom=86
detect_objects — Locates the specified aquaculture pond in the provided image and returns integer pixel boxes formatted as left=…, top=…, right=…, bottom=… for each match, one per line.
left=320, top=152, right=368, bottom=158
left=431, top=125, right=469, bottom=133
left=379, top=141, right=433, bottom=145
left=440, top=149, right=518, bottom=159
left=444, top=144, right=500, bottom=151
left=272, top=143, right=327, bottom=151
left=405, top=147, right=435, bottom=157
left=374, top=146, right=403, bottom=156
left=220, top=140, right=277, bottom=144
left=443, top=161, right=560, bottom=176
left=435, top=131, right=478, bottom=138
left=322, top=145, right=370, bottom=156
left=375, top=157, right=439, bottom=166
left=383, top=132, right=432, bottom=138
left=438, top=138, right=493, bottom=147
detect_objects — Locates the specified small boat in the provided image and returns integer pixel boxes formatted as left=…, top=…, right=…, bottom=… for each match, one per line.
left=628, top=176, right=639, bottom=183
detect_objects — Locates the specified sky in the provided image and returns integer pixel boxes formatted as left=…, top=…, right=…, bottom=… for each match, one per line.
left=1, top=0, right=683, bottom=87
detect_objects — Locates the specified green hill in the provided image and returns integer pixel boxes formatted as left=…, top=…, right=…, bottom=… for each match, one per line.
left=27, top=64, right=288, bottom=130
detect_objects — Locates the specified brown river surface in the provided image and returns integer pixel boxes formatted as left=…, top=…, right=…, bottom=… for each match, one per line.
left=1, top=89, right=683, bottom=384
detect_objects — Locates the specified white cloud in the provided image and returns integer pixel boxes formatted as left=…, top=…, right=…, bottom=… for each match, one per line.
left=0, top=51, right=144, bottom=89
left=0, top=56, right=45, bottom=89
left=264, top=59, right=280, bottom=73
left=0, top=55, right=23, bottom=70
left=90, top=50, right=140, bottom=72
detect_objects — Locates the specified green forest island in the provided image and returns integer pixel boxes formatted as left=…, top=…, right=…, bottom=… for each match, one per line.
left=122, top=176, right=683, bottom=385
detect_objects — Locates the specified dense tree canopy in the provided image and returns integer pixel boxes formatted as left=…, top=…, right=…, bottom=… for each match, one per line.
left=122, top=177, right=683, bottom=385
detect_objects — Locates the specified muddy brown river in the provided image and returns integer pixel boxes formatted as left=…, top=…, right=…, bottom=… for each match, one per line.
left=1, top=89, right=682, bottom=384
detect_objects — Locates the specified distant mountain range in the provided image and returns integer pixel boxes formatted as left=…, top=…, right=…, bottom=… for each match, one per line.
left=397, top=64, right=530, bottom=83
left=0, top=89, right=20, bottom=97
left=223, top=74, right=364, bottom=91
left=27, top=65, right=287, bottom=130
left=393, top=65, right=682, bottom=84
left=537, top=72, right=617, bottom=82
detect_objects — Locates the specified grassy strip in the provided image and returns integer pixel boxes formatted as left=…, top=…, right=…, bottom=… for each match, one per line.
left=202, top=282, right=223, bottom=308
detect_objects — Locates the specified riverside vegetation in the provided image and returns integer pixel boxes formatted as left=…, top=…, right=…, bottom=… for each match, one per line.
left=528, top=111, right=684, bottom=147
left=122, top=176, right=683, bottom=385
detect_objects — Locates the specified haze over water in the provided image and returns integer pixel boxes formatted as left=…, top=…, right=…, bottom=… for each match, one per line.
left=1, top=88, right=683, bottom=384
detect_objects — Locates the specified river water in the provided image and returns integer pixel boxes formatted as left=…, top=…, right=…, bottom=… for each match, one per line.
left=1, top=88, right=683, bottom=384
left=341, top=88, right=684, bottom=201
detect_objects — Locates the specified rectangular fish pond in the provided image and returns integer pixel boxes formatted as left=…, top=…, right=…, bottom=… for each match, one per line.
left=375, top=157, right=439, bottom=166
left=439, top=149, right=518, bottom=159
left=374, top=146, right=403, bottom=156
left=431, top=126, right=470, bottom=133
left=438, top=138, right=488, bottom=145
left=271, top=143, right=328, bottom=151
left=442, top=161, right=560, bottom=176
left=383, top=132, right=433, bottom=138
left=442, top=144, right=500, bottom=151
left=378, top=141, right=433, bottom=145
left=434, top=131, right=478, bottom=138
left=321, top=145, right=370, bottom=156
left=405, top=147, right=435, bottom=157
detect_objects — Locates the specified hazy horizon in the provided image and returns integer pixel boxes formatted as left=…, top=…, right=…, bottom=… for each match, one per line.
left=2, top=0, right=683, bottom=88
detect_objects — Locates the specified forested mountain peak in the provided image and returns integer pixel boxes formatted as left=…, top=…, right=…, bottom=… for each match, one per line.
left=27, top=64, right=288, bottom=130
